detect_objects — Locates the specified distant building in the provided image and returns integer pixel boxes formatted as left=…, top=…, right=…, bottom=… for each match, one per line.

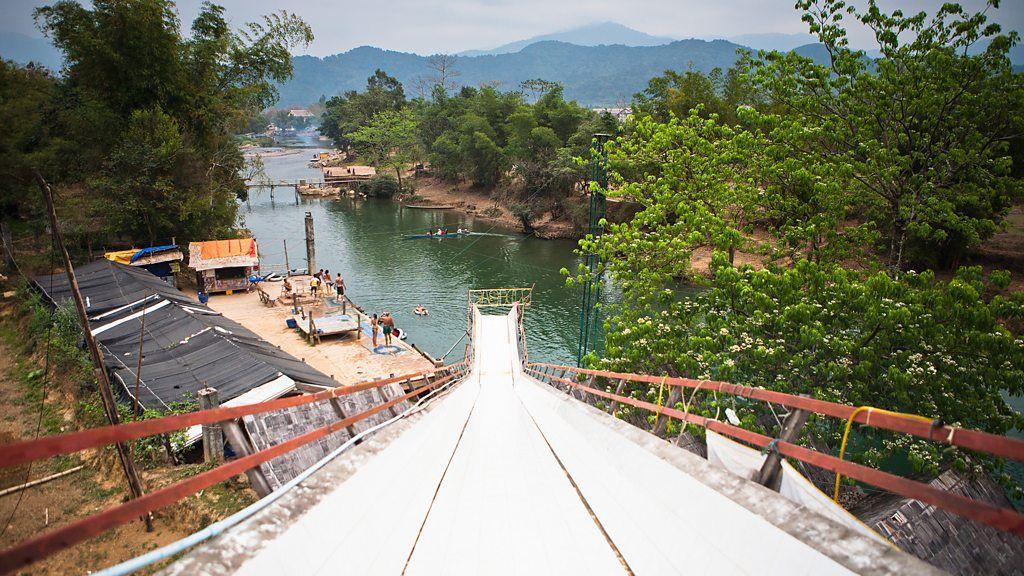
left=288, top=109, right=314, bottom=118
left=593, top=107, right=632, bottom=120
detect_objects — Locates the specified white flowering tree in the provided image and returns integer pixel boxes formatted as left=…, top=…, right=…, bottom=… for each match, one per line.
left=569, top=1, right=1024, bottom=489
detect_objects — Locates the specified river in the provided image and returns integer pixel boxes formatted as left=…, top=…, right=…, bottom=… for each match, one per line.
left=241, top=146, right=588, bottom=366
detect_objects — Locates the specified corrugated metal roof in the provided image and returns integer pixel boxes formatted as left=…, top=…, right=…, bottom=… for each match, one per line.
left=33, top=260, right=336, bottom=409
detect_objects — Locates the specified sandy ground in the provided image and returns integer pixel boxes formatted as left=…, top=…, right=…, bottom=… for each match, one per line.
left=413, top=177, right=524, bottom=231
left=195, top=277, right=434, bottom=386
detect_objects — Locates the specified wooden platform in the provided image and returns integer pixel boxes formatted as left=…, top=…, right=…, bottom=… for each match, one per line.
left=292, top=312, right=360, bottom=338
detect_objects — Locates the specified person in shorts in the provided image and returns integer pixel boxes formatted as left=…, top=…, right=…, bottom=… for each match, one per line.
left=381, top=312, right=395, bottom=346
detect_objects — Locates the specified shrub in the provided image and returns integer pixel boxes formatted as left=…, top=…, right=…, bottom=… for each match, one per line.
left=356, top=174, right=400, bottom=198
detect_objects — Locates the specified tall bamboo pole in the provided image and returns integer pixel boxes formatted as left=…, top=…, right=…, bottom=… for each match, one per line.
left=35, top=172, right=153, bottom=531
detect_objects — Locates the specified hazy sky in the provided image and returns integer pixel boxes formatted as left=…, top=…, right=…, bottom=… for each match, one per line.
left=3, top=0, right=1022, bottom=56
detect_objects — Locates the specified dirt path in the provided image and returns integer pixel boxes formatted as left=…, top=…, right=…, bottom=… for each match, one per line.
left=0, top=303, right=256, bottom=575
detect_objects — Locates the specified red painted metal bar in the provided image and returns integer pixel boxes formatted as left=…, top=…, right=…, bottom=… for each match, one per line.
left=0, top=362, right=466, bottom=469
left=528, top=362, right=1024, bottom=462
left=0, top=371, right=463, bottom=574
left=526, top=368, right=1024, bottom=536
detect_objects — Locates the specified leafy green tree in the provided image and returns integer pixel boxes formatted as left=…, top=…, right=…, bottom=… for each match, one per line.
left=573, top=111, right=1024, bottom=483
left=351, top=109, right=420, bottom=192
left=0, top=61, right=64, bottom=219
left=28, top=0, right=312, bottom=245
left=749, top=0, right=1024, bottom=269
left=632, top=65, right=761, bottom=126
left=320, top=69, right=406, bottom=148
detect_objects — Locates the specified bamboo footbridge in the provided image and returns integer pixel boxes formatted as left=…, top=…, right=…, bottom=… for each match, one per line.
left=0, top=289, right=1022, bottom=575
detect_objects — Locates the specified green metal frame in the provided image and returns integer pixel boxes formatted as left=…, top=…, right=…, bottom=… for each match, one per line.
left=576, top=134, right=610, bottom=367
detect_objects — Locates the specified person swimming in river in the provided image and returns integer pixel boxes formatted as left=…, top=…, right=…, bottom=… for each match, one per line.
left=414, top=304, right=429, bottom=316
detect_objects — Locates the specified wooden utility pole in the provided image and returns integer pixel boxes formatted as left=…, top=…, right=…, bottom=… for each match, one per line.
left=198, top=388, right=224, bottom=464
left=755, top=399, right=809, bottom=491
left=304, top=211, right=315, bottom=274
left=283, top=239, right=290, bottom=277
left=35, top=172, right=152, bottom=531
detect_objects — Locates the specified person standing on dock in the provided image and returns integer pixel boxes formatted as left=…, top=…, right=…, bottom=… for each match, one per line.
left=370, top=313, right=379, bottom=348
left=310, top=275, right=320, bottom=298
left=381, top=312, right=395, bottom=346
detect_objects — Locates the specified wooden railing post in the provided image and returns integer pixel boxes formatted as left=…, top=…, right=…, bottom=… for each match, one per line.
left=198, top=388, right=224, bottom=464
left=222, top=420, right=273, bottom=497
left=327, top=397, right=360, bottom=439
left=755, top=399, right=810, bottom=491
left=608, top=378, right=628, bottom=416
left=652, top=386, right=683, bottom=436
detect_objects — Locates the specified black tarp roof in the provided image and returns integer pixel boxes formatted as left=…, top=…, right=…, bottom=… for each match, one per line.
left=34, top=260, right=336, bottom=409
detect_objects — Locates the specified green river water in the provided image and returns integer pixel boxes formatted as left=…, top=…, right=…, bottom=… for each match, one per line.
left=242, top=146, right=590, bottom=365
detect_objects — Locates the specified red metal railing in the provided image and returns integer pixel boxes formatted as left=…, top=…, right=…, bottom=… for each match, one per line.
left=524, top=363, right=1024, bottom=537
left=0, top=361, right=468, bottom=574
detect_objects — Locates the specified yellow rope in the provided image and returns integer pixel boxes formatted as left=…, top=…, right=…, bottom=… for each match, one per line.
left=833, top=406, right=935, bottom=502
left=653, top=375, right=668, bottom=424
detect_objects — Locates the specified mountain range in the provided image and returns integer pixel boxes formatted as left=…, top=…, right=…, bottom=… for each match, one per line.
left=3, top=22, right=1021, bottom=107
left=458, top=21, right=676, bottom=57
left=282, top=39, right=828, bottom=107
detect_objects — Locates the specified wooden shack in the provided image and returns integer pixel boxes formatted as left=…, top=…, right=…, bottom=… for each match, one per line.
left=189, top=238, right=259, bottom=294
left=104, top=244, right=184, bottom=287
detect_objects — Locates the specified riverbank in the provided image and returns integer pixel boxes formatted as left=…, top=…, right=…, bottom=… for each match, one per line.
left=410, top=176, right=584, bottom=239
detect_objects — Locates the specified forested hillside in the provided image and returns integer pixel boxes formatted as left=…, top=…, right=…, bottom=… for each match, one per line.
left=278, top=39, right=811, bottom=106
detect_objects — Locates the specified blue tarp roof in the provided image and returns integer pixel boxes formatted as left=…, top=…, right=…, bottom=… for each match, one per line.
left=130, top=245, right=179, bottom=263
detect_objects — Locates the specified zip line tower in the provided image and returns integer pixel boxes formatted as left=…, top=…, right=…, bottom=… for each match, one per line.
left=576, top=133, right=610, bottom=367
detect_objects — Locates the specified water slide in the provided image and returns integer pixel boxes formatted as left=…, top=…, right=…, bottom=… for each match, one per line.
left=166, top=306, right=928, bottom=575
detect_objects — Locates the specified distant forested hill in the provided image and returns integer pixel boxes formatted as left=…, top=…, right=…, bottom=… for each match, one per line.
left=278, top=39, right=773, bottom=107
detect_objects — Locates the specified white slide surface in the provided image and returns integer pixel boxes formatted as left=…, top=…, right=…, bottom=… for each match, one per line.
left=230, top=306, right=868, bottom=575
